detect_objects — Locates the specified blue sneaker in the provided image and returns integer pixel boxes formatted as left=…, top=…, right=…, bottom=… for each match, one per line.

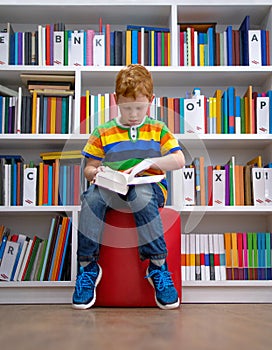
left=146, top=262, right=180, bottom=310
left=72, top=262, right=102, bottom=310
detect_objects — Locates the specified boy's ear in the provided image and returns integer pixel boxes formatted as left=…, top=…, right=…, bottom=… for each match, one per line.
left=114, top=93, right=118, bottom=104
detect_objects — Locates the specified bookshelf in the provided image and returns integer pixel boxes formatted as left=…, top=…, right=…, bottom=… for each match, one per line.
left=1, top=0, right=272, bottom=303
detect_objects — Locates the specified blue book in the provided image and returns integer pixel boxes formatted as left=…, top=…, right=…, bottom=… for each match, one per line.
left=227, top=86, right=235, bottom=134
left=131, top=30, right=138, bottom=64
left=207, top=27, right=214, bottom=66
left=235, top=95, right=241, bottom=133
left=239, top=15, right=250, bottom=66
left=257, top=232, right=266, bottom=280
left=179, top=97, right=184, bottom=133
left=43, top=96, right=48, bottom=134
left=126, top=25, right=169, bottom=32
left=267, top=90, right=272, bottom=134
left=265, top=232, right=271, bottom=280
left=226, top=26, right=233, bottom=66
left=57, top=218, right=72, bottom=281
left=261, top=29, right=267, bottom=66
left=39, top=217, right=55, bottom=281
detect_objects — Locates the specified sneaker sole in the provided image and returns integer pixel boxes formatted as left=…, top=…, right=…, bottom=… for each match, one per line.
left=72, top=264, right=103, bottom=310
left=146, top=268, right=180, bottom=310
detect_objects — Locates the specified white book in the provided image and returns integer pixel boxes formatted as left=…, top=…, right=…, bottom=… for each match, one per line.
left=184, top=95, right=205, bottom=134
left=181, top=233, right=186, bottom=281
left=69, top=31, right=84, bottom=66
left=208, top=234, right=215, bottom=280
left=0, top=241, right=20, bottom=281
left=252, top=167, right=265, bottom=206
left=213, top=234, right=221, bottom=281
left=10, top=234, right=27, bottom=281
left=200, top=234, right=206, bottom=281
left=181, top=167, right=195, bottom=206
left=248, top=30, right=262, bottom=67
left=264, top=168, right=272, bottom=206
left=23, top=167, right=37, bottom=206
left=0, top=32, right=9, bottom=65
left=93, top=33, right=105, bottom=66
left=212, top=169, right=226, bottom=206
left=4, top=164, right=10, bottom=206
left=140, top=27, right=145, bottom=65
left=13, top=238, right=29, bottom=281
left=185, top=233, right=190, bottom=281
left=195, top=234, right=201, bottom=280
left=218, top=233, right=226, bottom=280
left=203, top=234, right=210, bottom=281
left=189, top=233, right=196, bottom=281
left=17, top=238, right=33, bottom=281
left=104, top=93, right=110, bottom=123
left=53, top=31, right=64, bottom=66
left=256, top=96, right=269, bottom=134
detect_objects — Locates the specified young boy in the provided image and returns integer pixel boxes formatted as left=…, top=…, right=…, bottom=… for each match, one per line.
left=72, top=64, right=185, bottom=310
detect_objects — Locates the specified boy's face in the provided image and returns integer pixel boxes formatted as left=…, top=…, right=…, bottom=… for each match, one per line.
left=115, top=94, right=153, bottom=126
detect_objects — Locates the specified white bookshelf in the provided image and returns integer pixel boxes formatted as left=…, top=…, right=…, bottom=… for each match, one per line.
left=0, top=0, right=272, bottom=304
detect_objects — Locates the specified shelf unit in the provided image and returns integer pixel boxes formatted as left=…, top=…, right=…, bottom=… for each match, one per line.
left=1, top=0, right=272, bottom=304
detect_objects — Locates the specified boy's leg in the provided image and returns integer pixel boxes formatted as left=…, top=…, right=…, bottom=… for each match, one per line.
left=73, top=185, right=113, bottom=310
left=126, top=184, right=180, bottom=310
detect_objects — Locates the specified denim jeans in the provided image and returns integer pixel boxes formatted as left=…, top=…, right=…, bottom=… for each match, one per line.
left=77, top=183, right=168, bottom=263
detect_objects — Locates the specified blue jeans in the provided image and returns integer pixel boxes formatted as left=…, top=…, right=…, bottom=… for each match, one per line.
left=77, top=183, right=168, bottom=263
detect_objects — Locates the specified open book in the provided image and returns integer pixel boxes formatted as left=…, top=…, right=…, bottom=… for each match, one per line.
left=94, top=160, right=165, bottom=195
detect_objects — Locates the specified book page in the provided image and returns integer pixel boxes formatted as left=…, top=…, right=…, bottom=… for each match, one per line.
left=128, top=159, right=155, bottom=181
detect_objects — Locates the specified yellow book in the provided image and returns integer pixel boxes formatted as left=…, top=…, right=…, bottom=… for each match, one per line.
left=224, top=232, right=232, bottom=280
left=213, top=89, right=222, bottom=133
left=40, top=150, right=82, bottom=160
left=151, top=31, right=155, bottom=66
left=199, top=44, right=205, bottom=66
left=100, top=94, right=105, bottom=125
left=167, top=32, right=171, bottom=66
left=31, top=90, right=38, bottom=134
left=85, top=89, right=90, bottom=134
left=243, top=85, right=253, bottom=133
left=231, top=232, right=239, bottom=280
left=38, top=162, right=43, bottom=206
left=126, top=30, right=131, bottom=65
left=50, top=96, right=56, bottom=134
left=246, top=155, right=262, bottom=167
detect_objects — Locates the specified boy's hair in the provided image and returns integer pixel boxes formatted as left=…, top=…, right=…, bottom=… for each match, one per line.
left=115, top=64, right=153, bottom=102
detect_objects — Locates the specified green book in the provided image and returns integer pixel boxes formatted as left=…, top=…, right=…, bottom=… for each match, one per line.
left=23, top=237, right=42, bottom=281
left=36, top=239, right=48, bottom=281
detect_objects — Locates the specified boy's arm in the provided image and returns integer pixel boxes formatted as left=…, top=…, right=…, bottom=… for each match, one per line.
left=84, top=158, right=103, bottom=182
left=127, top=150, right=185, bottom=177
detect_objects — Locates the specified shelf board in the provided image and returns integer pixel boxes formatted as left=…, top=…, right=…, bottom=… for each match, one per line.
left=179, top=206, right=272, bottom=214
left=0, top=206, right=81, bottom=213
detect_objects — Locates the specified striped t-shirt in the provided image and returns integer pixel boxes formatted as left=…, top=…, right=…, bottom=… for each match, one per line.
left=82, top=116, right=182, bottom=199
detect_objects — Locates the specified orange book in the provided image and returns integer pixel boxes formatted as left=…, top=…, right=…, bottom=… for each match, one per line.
left=51, top=217, right=68, bottom=281
left=214, top=89, right=222, bottom=133
left=105, top=24, right=111, bottom=66
left=231, top=232, right=239, bottom=280
left=50, top=96, right=56, bottom=133
left=31, top=90, right=38, bottom=134
left=126, top=30, right=132, bottom=65
left=167, top=97, right=174, bottom=133
left=224, top=233, right=232, bottom=280
left=234, top=164, right=241, bottom=205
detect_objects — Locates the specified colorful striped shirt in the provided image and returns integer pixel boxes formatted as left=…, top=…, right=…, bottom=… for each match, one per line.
left=82, top=116, right=182, bottom=200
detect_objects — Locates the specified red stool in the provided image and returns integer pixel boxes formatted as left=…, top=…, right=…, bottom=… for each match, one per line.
left=95, top=207, right=181, bottom=307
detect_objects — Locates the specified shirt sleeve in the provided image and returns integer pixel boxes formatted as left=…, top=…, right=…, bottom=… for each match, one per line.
left=160, top=123, right=182, bottom=156
left=82, top=128, right=105, bottom=160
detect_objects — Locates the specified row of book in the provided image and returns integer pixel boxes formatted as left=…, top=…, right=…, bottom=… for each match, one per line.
left=0, top=153, right=88, bottom=207
left=0, top=22, right=171, bottom=67
left=181, top=155, right=272, bottom=207
left=181, top=232, right=272, bottom=281
left=179, top=16, right=270, bottom=67
left=0, top=215, right=72, bottom=282
left=0, top=92, right=74, bottom=134
left=80, top=86, right=272, bottom=135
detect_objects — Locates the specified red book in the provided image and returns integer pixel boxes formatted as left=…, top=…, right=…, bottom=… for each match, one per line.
left=173, top=98, right=180, bottom=133
left=237, top=233, right=245, bottom=280
left=80, top=95, right=86, bottom=134
left=179, top=31, right=185, bottom=66
left=105, top=24, right=111, bottom=66
left=207, top=165, right=213, bottom=206
left=45, top=24, right=51, bottom=66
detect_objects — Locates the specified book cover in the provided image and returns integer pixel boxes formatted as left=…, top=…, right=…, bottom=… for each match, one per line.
left=95, top=163, right=165, bottom=195
left=252, top=167, right=265, bottom=206
left=93, top=33, right=105, bottom=66
left=23, top=167, right=37, bottom=206
left=212, top=168, right=225, bottom=206
left=0, top=241, right=20, bottom=281
left=248, top=30, right=262, bottom=66
left=181, top=167, right=195, bottom=206
left=184, top=94, right=205, bottom=134
left=264, top=168, right=272, bottom=206
left=256, top=96, right=269, bottom=134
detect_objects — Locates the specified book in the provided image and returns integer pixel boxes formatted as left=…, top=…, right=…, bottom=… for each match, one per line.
left=181, top=167, right=195, bottom=205
left=0, top=241, right=20, bottom=281
left=248, top=30, right=262, bottom=66
left=95, top=160, right=165, bottom=195
left=23, top=167, right=37, bottom=206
